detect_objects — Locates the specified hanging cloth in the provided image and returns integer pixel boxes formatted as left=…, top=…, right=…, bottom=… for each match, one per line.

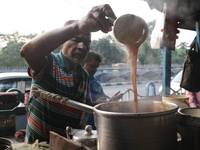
left=180, top=38, right=200, bottom=92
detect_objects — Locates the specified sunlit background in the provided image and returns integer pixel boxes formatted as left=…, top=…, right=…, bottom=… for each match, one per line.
left=0, top=0, right=196, bottom=46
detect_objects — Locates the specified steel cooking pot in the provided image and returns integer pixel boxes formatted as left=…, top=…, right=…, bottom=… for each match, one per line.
left=33, top=88, right=178, bottom=150
left=177, top=107, right=200, bottom=149
left=94, top=100, right=178, bottom=150
left=0, top=137, right=13, bottom=150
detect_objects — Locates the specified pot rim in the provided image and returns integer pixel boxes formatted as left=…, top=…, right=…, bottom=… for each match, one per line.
left=162, top=95, right=189, bottom=100
left=0, top=137, right=12, bottom=149
left=178, top=107, right=200, bottom=116
left=94, top=101, right=178, bottom=117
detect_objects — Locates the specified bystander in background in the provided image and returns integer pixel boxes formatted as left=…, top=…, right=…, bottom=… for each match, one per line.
left=82, top=50, right=122, bottom=129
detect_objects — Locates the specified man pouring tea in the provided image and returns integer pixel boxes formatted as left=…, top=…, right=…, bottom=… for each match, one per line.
left=20, top=4, right=116, bottom=143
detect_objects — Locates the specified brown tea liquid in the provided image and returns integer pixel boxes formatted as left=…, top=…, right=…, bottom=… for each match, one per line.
left=127, top=46, right=139, bottom=113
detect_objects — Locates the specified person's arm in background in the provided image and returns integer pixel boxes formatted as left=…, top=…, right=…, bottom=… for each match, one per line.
left=91, top=91, right=122, bottom=105
left=109, top=91, right=123, bottom=101
left=186, top=90, right=197, bottom=107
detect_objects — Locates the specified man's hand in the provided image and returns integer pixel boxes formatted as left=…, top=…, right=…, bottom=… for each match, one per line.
left=109, top=91, right=122, bottom=102
left=91, top=90, right=122, bottom=106
left=91, top=97, right=107, bottom=106
left=78, top=4, right=117, bottom=34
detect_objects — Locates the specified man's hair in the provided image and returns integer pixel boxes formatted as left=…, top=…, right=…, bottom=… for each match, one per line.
left=83, top=50, right=102, bottom=63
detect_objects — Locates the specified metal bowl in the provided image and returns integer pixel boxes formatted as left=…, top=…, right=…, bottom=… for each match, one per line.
left=178, top=107, right=200, bottom=118
left=0, top=137, right=13, bottom=150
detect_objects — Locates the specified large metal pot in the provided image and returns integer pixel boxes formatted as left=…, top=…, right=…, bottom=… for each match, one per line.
left=0, top=137, right=13, bottom=150
left=177, top=108, right=200, bottom=150
left=94, top=100, right=178, bottom=150
left=33, top=88, right=178, bottom=150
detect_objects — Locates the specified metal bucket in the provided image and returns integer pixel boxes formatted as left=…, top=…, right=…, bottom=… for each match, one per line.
left=162, top=95, right=189, bottom=108
left=177, top=108, right=200, bottom=150
left=94, top=100, right=178, bottom=150
left=0, top=137, right=13, bottom=150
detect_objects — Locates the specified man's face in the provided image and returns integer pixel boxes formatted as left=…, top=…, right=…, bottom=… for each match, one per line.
left=82, top=59, right=100, bottom=77
left=62, top=33, right=91, bottom=65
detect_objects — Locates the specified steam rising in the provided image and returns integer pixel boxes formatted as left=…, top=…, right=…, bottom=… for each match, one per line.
left=144, top=0, right=200, bottom=22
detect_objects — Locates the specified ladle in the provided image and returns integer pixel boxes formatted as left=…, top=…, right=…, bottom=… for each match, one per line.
left=108, top=14, right=148, bottom=47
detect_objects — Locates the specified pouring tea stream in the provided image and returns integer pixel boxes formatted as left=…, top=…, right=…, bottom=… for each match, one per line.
left=108, top=14, right=148, bottom=112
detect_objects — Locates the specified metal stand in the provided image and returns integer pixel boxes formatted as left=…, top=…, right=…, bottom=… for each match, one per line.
left=196, top=22, right=200, bottom=71
left=162, top=46, right=171, bottom=95
left=145, top=82, right=156, bottom=96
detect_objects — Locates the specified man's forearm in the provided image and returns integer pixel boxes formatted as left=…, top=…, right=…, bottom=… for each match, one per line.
left=20, top=22, right=80, bottom=61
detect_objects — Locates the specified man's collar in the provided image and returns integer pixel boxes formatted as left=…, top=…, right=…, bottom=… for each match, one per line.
left=57, top=50, right=89, bottom=78
left=57, top=50, right=71, bottom=73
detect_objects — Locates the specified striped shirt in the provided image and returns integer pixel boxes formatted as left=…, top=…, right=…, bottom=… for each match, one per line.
left=25, top=51, right=91, bottom=144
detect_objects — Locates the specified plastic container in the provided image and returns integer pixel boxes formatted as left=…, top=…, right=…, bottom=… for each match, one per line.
left=162, top=95, right=189, bottom=108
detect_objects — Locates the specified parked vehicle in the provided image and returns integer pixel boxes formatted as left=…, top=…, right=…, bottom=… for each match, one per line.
left=113, top=63, right=128, bottom=67
left=0, top=72, right=32, bottom=93
left=159, top=70, right=185, bottom=94
left=0, top=72, right=31, bottom=137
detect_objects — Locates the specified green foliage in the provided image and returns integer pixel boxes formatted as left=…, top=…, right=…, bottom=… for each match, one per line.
left=137, top=20, right=188, bottom=65
left=171, top=42, right=188, bottom=64
left=0, top=21, right=190, bottom=68
left=0, top=40, right=27, bottom=67
left=137, top=19, right=162, bottom=65
left=90, top=40, right=98, bottom=51
left=0, top=32, right=62, bottom=67
left=1, top=32, right=37, bottom=42
left=0, top=32, right=39, bottom=67
left=90, top=35, right=126, bottom=65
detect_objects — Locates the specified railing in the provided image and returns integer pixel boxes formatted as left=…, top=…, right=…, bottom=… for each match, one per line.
left=0, top=64, right=183, bottom=73
left=114, top=82, right=185, bottom=102
left=170, top=87, right=186, bottom=95
left=118, top=82, right=162, bottom=101
left=121, top=88, right=146, bottom=101
left=97, top=64, right=183, bottom=73
left=119, top=88, right=161, bottom=101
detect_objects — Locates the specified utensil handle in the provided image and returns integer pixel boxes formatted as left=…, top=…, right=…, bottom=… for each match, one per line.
left=32, top=88, right=94, bottom=113
left=65, top=99, right=94, bottom=113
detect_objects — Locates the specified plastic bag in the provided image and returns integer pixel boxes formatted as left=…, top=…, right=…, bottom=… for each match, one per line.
left=150, top=12, right=165, bottom=49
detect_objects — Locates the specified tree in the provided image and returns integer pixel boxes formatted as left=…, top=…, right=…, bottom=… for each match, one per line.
left=0, top=32, right=61, bottom=67
left=0, top=26, right=190, bottom=68
left=0, top=32, right=37, bottom=43
left=171, top=42, right=188, bottom=64
left=137, top=20, right=189, bottom=65
left=137, top=20, right=159, bottom=65
left=0, top=40, right=27, bottom=67
left=90, top=40, right=98, bottom=51
left=0, top=32, right=38, bottom=67
left=90, top=35, right=126, bottom=65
